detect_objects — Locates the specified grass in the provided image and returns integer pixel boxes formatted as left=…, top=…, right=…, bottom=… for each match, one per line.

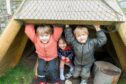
left=0, top=64, right=34, bottom=84
left=118, top=81, right=126, bottom=84
left=118, top=78, right=126, bottom=84
left=0, top=63, right=125, bottom=84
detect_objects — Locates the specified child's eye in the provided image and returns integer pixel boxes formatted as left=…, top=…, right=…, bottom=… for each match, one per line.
left=82, top=33, right=87, bottom=35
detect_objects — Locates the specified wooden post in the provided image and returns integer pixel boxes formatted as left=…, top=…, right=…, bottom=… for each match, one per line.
left=108, top=26, right=126, bottom=73
left=116, top=22, right=126, bottom=46
left=0, top=19, right=28, bottom=76
left=0, top=18, right=22, bottom=61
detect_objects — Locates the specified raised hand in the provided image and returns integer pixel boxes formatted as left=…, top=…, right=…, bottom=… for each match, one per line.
left=94, top=24, right=101, bottom=31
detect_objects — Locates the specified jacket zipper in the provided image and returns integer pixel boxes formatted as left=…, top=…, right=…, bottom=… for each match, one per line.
left=43, top=44, right=47, bottom=58
left=81, top=44, right=84, bottom=64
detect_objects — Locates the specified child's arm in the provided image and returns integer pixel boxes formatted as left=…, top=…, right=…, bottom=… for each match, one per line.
left=67, top=50, right=74, bottom=60
left=58, top=49, right=64, bottom=58
left=25, top=24, right=36, bottom=42
left=65, top=25, right=76, bottom=44
left=58, top=49, right=63, bottom=58
left=91, top=25, right=107, bottom=47
left=53, top=25, right=63, bottom=41
left=58, top=49, right=66, bottom=61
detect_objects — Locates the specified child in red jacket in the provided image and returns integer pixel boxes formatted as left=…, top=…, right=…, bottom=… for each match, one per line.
left=25, top=24, right=63, bottom=84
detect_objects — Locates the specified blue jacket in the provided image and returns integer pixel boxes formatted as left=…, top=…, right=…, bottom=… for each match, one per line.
left=58, top=46, right=74, bottom=60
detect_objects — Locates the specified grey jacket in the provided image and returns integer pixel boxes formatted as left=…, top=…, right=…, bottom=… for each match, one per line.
left=65, top=28, right=107, bottom=65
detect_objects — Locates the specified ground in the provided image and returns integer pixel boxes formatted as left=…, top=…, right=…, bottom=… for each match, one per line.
left=0, top=52, right=126, bottom=84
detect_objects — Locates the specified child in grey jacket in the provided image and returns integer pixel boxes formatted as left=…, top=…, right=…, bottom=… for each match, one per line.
left=65, top=25, right=107, bottom=84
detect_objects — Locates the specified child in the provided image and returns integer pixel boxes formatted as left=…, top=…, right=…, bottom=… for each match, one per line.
left=65, top=25, right=107, bottom=84
left=58, top=36, right=74, bottom=80
left=25, top=24, right=63, bottom=84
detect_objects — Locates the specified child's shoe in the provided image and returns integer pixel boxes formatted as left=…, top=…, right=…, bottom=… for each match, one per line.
left=65, top=72, right=72, bottom=79
left=80, top=80, right=87, bottom=84
left=39, top=82, right=46, bottom=84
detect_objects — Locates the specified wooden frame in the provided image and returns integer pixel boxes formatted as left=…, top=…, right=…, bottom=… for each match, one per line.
left=108, top=25, right=126, bottom=73
left=16, top=19, right=121, bottom=25
left=0, top=18, right=28, bottom=76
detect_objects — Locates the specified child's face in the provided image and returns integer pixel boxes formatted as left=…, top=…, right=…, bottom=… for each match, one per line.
left=39, top=34, right=51, bottom=43
left=37, top=30, right=51, bottom=43
left=75, top=33, right=88, bottom=44
left=37, top=27, right=52, bottom=43
left=37, top=26, right=52, bottom=43
left=58, top=39, right=67, bottom=50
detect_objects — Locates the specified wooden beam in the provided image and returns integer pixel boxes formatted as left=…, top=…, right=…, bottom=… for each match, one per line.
left=108, top=28, right=126, bottom=73
left=116, top=22, right=126, bottom=46
left=0, top=27, right=28, bottom=76
left=9, top=27, right=28, bottom=67
left=0, top=18, right=22, bottom=61
left=0, top=19, right=28, bottom=76
left=15, top=19, right=120, bottom=25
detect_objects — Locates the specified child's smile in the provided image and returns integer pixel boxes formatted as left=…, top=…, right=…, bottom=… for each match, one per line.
left=58, top=39, right=67, bottom=50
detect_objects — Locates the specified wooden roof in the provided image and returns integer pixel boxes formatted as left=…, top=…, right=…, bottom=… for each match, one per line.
left=14, top=0, right=126, bottom=25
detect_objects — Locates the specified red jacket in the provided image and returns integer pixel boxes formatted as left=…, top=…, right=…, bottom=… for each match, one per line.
left=25, top=24, right=63, bottom=61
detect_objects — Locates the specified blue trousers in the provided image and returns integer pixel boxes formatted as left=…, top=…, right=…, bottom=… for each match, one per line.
left=37, top=58, right=59, bottom=83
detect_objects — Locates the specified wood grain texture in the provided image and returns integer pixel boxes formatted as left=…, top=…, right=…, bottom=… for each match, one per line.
left=0, top=19, right=28, bottom=76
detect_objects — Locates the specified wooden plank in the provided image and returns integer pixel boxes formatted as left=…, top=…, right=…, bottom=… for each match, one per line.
left=0, top=18, right=22, bottom=61
left=9, top=27, right=28, bottom=67
left=108, top=27, right=126, bottom=73
left=116, top=22, right=126, bottom=46
left=0, top=24, right=28, bottom=76
left=16, top=19, right=119, bottom=25
left=0, top=18, right=28, bottom=76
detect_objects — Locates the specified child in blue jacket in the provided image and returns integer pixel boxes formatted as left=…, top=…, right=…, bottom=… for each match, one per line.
left=58, top=36, right=74, bottom=80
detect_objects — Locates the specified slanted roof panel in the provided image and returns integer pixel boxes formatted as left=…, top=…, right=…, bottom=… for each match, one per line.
left=14, top=0, right=126, bottom=24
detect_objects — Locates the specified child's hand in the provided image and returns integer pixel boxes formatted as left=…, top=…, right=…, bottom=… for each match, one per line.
left=94, top=24, right=101, bottom=31
left=65, top=25, right=70, bottom=28
left=61, top=56, right=66, bottom=60
left=66, top=57, right=70, bottom=62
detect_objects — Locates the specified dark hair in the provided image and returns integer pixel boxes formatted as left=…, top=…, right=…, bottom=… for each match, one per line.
left=59, top=34, right=67, bottom=43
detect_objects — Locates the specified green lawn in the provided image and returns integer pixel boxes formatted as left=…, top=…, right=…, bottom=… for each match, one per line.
left=118, top=78, right=126, bottom=84
left=0, top=64, right=34, bottom=84
left=118, top=81, right=126, bottom=84
left=0, top=63, right=125, bottom=84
